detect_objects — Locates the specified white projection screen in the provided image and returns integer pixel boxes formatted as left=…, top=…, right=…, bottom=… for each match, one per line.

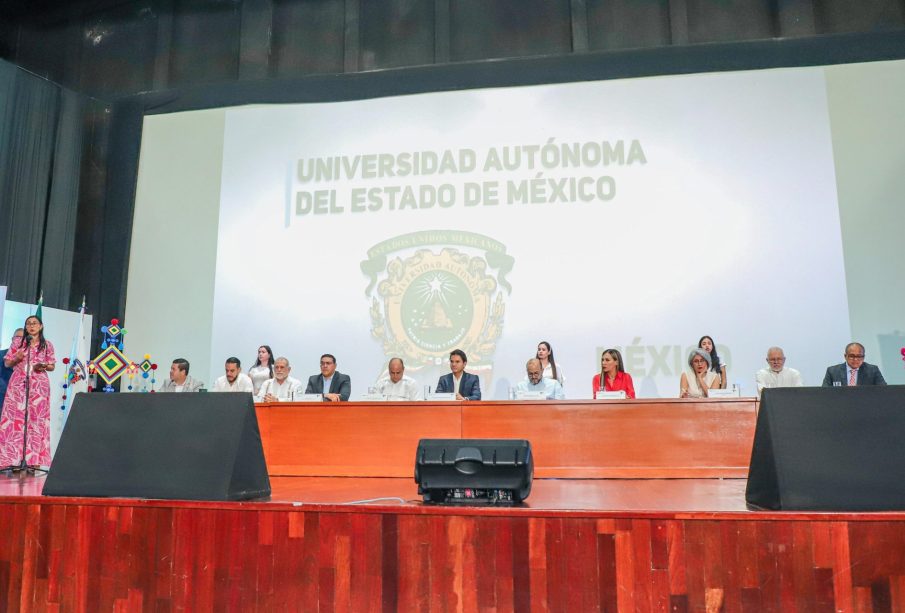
left=126, top=59, right=905, bottom=398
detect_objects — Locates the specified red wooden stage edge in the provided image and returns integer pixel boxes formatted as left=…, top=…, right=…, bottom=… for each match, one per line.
left=3, top=399, right=905, bottom=612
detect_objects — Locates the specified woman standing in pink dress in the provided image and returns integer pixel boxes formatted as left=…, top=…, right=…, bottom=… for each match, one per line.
left=0, top=315, right=55, bottom=470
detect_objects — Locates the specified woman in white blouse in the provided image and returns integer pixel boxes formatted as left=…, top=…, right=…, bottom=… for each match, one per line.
left=248, top=345, right=275, bottom=395
left=536, top=341, right=564, bottom=386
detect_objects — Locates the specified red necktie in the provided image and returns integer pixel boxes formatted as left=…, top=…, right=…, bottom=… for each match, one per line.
left=849, top=369, right=856, bottom=386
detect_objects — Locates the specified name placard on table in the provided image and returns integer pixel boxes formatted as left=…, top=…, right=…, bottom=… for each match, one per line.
left=595, top=390, right=627, bottom=400
left=515, top=390, right=547, bottom=400
left=708, top=388, right=740, bottom=398
left=296, top=393, right=323, bottom=402
left=426, top=392, right=456, bottom=401
left=360, top=393, right=388, bottom=401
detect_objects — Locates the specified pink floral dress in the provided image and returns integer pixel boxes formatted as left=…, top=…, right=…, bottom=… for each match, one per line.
left=0, top=336, right=55, bottom=467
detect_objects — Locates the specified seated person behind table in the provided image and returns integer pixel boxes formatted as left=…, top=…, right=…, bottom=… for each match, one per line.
left=755, top=346, right=803, bottom=394
left=158, top=358, right=205, bottom=392
left=591, top=348, right=635, bottom=399
left=516, top=358, right=564, bottom=399
left=680, top=349, right=721, bottom=398
left=305, top=353, right=351, bottom=401
left=212, top=357, right=254, bottom=392
left=256, top=356, right=302, bottom=402
left=435, top=349, right=481, bottom=401
left=821, top=341, right=887, bottom=387
left=375, top=357, right=420, bottom=401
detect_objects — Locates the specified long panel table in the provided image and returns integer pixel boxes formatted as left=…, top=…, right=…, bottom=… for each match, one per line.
left=255, top=398, right=758, bottom=478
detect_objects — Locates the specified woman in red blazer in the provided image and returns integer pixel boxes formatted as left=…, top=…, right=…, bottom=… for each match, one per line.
left=591, top=348, right=635, bottom=399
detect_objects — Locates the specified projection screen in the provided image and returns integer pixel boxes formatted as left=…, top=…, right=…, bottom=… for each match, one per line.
left=126, top=59, right=905, bottom=397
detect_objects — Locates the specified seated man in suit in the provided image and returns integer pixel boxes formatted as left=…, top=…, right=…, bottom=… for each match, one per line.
left=305, top=353, right=351, bottom=401
left=435, top=349, right=481, bottom=401
left=822, top=342, right=887, bottom=387
left=158, top=358, right=205, bottom=392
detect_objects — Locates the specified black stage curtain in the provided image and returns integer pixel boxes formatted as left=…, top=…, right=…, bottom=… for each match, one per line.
left=0, top=58, right=93, bottom=309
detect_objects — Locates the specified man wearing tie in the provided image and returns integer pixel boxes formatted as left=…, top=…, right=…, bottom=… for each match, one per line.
left=305, top=354, right=351, bottom=401
left=821, top=342, right=887, bottom=387
left=435, top=349, right=481, bottom=401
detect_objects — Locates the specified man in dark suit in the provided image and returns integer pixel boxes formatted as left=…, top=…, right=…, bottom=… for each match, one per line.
left=822, top=342, right=887, bottom=386
left=305, top=353, right=351, bottom=401
left=435, top=349, right=481, bottom=401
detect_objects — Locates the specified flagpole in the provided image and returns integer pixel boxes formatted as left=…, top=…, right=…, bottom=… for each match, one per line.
left=60, top=297, right=87, bottom=416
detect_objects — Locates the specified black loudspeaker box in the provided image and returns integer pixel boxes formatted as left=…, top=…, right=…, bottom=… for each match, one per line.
left=415, top=438, right=533, bottom=505
left=43, top=391, right=271, bottom=501
left=746, top=386, right=905, bottom=511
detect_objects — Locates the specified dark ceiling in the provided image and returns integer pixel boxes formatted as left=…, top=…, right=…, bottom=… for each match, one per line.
left=1, top=0, right=116, bottom=21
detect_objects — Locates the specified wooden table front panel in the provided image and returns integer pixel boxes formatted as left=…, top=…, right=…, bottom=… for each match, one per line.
left=256, top=398, right=757, bottom=479
left=255, top=403, right=462, bottom=477
left=462, top=399, right=757, bottom=478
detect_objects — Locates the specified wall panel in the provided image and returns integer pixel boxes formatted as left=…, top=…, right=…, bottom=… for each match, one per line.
left=686, top=0, right=776, bottom=43
left=270, top=0, right=345, bottom=78
left=449, top=0, right=573, bottom=62
left=814, top=0, right=905, bottom=33
left=168, top=0, right=241, bottom=87
left=586, top=0, right=671, bottom=51
left=359, top=0, right=436, bottom=70
left=77, top=0, right=159, bottom=98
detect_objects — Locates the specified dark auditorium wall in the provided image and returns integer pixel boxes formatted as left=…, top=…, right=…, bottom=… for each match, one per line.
left=3, top=0, right=905, bottom=104
left=0, top=0, right=903, bottom=325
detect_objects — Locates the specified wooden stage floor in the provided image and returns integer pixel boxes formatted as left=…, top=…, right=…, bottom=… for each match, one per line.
left=5, top=472, right=905, bottom=611
left=6, top=395, right=905, bottom=611
left=3, top=473, right=753, bottom=514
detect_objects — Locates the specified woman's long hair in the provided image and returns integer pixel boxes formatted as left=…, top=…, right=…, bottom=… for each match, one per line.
left=698, top=335, right=722, bottom=374
left=599, top=348, right=625, bottom=385
left=253, top=345, right=275, bottom=378
left=536, top=341, right=558, bottom=381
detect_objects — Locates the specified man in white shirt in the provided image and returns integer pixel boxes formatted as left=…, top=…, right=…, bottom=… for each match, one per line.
left=158, top=358, right=205, bottom=392
left=516, top=358, right=564, bottom=400
left=375, top=357, right=420, bottom=401
left=256, top=357, right=302, bottom=402
left=212, top=357, right=254, bottom=393
left=755, top=346, right=803, bottom=394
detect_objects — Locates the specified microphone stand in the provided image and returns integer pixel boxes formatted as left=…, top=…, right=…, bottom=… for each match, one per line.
left=19, top=338, right=33, bottom=473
